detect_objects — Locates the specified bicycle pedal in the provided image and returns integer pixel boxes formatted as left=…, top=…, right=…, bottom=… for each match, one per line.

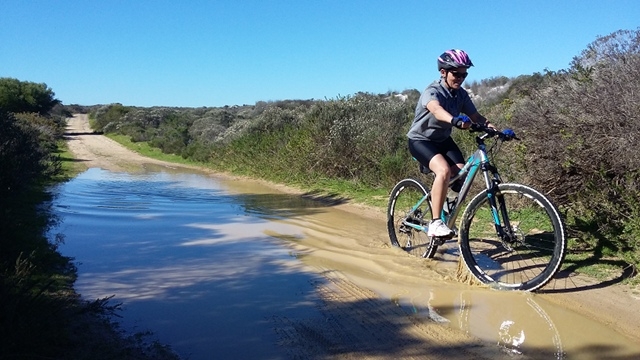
left=431, top=234, right=454, bottom=245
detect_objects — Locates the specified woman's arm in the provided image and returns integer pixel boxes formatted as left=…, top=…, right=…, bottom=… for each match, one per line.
left=426, top=100, right=455, bottom=124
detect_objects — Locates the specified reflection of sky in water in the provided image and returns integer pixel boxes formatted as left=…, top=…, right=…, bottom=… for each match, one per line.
left=52, top=168, right=321, bottom=359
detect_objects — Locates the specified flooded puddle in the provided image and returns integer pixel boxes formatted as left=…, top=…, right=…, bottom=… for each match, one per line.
left=51, top=167, right=640, bottom=359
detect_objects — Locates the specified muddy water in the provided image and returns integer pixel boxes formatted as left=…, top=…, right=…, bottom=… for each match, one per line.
left=52, top=167, right=640, bottom=359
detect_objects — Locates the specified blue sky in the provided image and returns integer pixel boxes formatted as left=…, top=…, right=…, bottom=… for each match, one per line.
left=1, top=1, right=638, bottom=107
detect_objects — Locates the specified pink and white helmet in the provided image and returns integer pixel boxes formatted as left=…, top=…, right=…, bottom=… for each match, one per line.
left=437, top=49, right=474, bottom=70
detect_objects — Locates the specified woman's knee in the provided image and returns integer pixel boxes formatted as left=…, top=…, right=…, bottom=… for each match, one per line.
left=429, top=158, right=451, bottom=177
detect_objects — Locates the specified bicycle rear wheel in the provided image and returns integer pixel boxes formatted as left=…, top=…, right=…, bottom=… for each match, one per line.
left=458, top=183, right=566, bottom=291
left=387, top=178, right=438, bottom=258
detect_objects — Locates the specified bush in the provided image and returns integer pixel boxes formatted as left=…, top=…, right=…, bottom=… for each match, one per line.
left=506, top=28, right=640, bottom=266
left=0, top=78, right=60, bottom=115
left=303, top=93, right=413, bottom=186
left=0, top=111, right=61, bottom=198
left=92, top=103, right=131, bottom=132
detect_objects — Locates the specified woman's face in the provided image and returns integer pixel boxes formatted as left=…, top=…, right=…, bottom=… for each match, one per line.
left=441, top=68, right=468, bottom=89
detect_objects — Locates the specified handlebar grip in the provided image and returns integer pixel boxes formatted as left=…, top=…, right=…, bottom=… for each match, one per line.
left=470, top=123, right=520, bottom=140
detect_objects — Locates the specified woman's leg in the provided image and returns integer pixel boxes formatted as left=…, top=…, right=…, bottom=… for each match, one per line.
left=443, top=138, right=466, bottom=192
left=429, top=154, right=451, bottom=219
left=408, top=138, right=456, bottom=236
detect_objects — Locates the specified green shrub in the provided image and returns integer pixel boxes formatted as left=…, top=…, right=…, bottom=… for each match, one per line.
left=0, top=111, right=61, bottom=198
left=505, top=28, right=640, bottom=268
left=92, top=103, right=131, bottom=132
left=0, top=78, right=60, bottom=115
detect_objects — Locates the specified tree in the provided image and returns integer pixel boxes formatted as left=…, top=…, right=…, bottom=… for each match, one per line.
left=0, top=78, right=60, bottom=115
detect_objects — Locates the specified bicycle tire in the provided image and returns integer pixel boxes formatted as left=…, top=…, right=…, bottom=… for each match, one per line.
left=458, top=183, right=566, bottom=291
left=387, top=178, right=438, bottom=259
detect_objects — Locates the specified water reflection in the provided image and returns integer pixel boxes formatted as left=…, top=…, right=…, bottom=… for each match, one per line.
left=51, top=168, right=640, bottom=360
left=457, top=292, right=563, bottom=358
left=52, top=168, right=327, bottom=359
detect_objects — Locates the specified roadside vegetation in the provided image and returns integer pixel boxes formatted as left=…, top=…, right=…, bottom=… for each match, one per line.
left=87, top=29, right=640, bottom=282
left=0, top=79, right=179, bottom=359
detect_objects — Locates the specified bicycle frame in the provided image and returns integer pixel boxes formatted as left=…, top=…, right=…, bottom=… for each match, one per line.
left=447, top=133, right=520, bottom=246
left=442, top=147, right=485, bottom=226
left=403, top=132, right=512, bottom=241
left=446, top=133, right=502, bottom=220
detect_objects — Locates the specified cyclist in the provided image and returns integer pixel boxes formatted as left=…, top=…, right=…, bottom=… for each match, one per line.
left=407, top=49, right=496, bottom=237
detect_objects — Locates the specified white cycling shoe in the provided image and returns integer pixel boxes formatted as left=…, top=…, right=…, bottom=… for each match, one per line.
left=428, top=219, right=454, bottom=238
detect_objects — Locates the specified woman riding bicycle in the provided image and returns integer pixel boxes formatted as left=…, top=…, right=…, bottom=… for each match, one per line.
left=407, top=49, right=497, bottom=238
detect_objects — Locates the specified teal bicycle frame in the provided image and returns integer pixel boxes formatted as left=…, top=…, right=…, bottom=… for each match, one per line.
left=403, top=131, right=508, bottom=241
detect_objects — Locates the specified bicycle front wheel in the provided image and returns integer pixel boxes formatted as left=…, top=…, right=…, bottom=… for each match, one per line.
left=458, top=183, right=566, bottom=291
left=387, top=178, right=438, bottom=259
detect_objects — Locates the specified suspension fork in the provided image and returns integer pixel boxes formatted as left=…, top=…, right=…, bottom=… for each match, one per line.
left=483, top=164, right=516, bottom=246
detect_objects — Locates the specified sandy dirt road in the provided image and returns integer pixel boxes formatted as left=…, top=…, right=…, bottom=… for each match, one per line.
left=64, top=114, right=640, bottom=359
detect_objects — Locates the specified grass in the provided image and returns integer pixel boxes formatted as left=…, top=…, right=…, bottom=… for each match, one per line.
left=295, top=176, right=390, bottom=209
left=107, top=134, right=205, bottom=167
left=56, top=140, right=86, bottom=180
left=561, top=237, right=638, bottom=285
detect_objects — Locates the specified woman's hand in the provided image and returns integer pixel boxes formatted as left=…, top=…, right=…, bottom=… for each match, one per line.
left=485, top=121, right=498, bottom=130
left=452, top=115, right=471, bottom=129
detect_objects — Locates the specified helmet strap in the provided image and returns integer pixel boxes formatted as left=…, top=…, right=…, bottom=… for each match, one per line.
left=442, top=70, right=453, bottom=89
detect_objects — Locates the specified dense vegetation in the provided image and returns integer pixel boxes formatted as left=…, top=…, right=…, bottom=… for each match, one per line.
left=89, top=29, right=640, bottom=276
left=0, top=79, right=179, bottom=359
left=493, top=29, right=640, bottom=269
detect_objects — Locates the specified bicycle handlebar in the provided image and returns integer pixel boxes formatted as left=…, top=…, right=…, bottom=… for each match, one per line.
left=469, top=123, right=520, bottom=141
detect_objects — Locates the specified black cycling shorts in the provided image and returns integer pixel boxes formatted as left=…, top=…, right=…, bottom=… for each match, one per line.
left=408, top=137, right=465, bottom=169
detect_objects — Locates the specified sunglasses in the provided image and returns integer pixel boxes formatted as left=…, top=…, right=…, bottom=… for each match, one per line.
left=449, top=71, right=468, bottom=79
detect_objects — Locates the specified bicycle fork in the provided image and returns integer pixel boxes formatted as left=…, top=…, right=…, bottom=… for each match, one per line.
left=483, top=164, right=516, bottom=251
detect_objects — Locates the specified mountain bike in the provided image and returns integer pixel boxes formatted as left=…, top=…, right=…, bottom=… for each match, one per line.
left=387, top=123, right=566, bottom=291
